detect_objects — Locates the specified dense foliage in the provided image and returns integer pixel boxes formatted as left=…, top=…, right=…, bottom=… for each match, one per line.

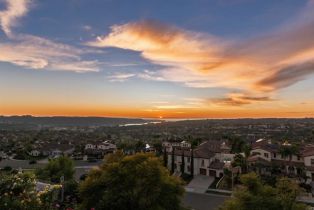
left=79, top=152, right=186, bottom=210
left=0, top=172, right=59, bottom=210
left=220, top=172, right=309, bottom=210
left=36, top=156, right=75, bottom=183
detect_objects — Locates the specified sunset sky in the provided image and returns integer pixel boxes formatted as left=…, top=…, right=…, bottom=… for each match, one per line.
left=1, top=0, right=314, bottom=119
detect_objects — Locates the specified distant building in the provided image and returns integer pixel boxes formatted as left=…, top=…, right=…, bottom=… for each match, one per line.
left=162, top=141, right=191, bottom=153
left=29, top=150, right=40, bottom=157
left=30, top=143, right=75, bottom=158
left=84, top=142, right=117, bottom=158
left=0, top=151, right=8, bottom=159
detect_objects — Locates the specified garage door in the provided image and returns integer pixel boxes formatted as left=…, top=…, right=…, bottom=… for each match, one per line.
left=209, top=170, right=216, bottom=177
left=200, top=168, right=207, bottom=175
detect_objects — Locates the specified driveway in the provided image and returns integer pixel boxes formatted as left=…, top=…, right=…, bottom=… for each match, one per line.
left=183, top=192, right=228, bottom=210
left=186, top=175, right=215, bottom=193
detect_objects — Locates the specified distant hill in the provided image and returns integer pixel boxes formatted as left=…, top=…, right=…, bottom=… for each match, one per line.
left=0, top=115, right=154, bottom=129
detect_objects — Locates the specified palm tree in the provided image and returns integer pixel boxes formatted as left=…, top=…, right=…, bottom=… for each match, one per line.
left=279, top=143, right=299, bottom=175
left=181, top=150, right=185, bottom=174
left=171, top=147, right=175, bottom=174
left=163, top=147, right=168, bottom=167
left=190, top=147, right=194, bottom=177
left=190, top=139, right=199, bottom=178
left=243, top=144, right=251, bottom=173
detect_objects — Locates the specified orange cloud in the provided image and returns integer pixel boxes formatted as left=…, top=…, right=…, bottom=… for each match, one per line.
left=88, top=4, right=314, bottom=106
left=209, top=93, right=274, bottom=106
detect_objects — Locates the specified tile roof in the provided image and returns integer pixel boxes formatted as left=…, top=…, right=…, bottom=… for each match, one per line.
left=302, top=146, right=314, bottom=157
left=170, top=140, right=226, bottom=159
left=208, top=161, right=225, bottom=170
left=271, top=159, right=304, bottom=167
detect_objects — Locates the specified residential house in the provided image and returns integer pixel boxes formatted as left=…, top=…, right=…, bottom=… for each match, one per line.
left=162, top=141, right=191, bottom=153
left=248, top=139, right=314, bottom=181
left=302, top=145, right=314, bottom=183
left=0, top=151, right=8, bottom=159
left=34, top=143, right=75, bottom=158
left=29, top=150, right=40, bottom=157
left=167, top=140, right=234, bottom=178
left=84, top=141, right=117, bottom=158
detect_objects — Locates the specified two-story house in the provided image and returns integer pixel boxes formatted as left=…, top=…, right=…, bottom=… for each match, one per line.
left=167, top=140, right=234, bottom=178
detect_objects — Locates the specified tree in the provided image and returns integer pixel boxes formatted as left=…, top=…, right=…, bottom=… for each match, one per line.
left=227, top=136, right=246, bottom=153
left=135, top=140, right=145, bottom=152
left=280, top=144, right=299, bottom=162
left=189, top=138, right=200, bottom=178
left=153, top=141, right=163, bottom=155
left=163, top=146, right=168, bottom=167
left=276, top=177, right=307, bottom=210
left=171, top=147, right=175, bottom=174
left=181, top=150, right=185, bottom=174
left=279, top=144, right=299, bottom=174
left=36, top=156, right=75, bottom=183
left=79, top=153, right=186, bottom=210
left=0, top=172, right=60, bottom=210
left=219, top=173, right=308, bottom=210
left=232, top=153, right=246, bottom=172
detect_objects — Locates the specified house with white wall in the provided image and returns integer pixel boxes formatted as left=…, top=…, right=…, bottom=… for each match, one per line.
left=167, top=140, right=234, bottom=178
left=248, top=139, right=314, bottom=180
left=162, top=141, right=191, bottom=153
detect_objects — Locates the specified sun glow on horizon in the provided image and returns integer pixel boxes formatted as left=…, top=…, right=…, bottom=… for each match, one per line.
left=1, top=0, right=314, bottom=118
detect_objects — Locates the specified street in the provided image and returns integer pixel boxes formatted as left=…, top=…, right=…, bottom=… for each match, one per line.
left=183, top=192, right=228, bottom=210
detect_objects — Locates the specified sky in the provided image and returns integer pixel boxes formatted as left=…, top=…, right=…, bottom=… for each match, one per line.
left=1, top=0, right=314, bottom=119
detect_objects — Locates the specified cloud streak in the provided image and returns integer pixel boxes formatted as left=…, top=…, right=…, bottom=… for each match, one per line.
left=88, top=3, right=314, bottom=105
left=209, top=93, right=274, bottom=106
left=107, top=73, right=135, bottom=82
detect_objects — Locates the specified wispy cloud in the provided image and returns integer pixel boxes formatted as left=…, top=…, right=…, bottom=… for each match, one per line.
left=107, top=73, right=135, bottom=82
left=209, top=93, right=274, bottom=106
left=82, top=25, right=92, bottom=31
left=256, top=61, right=314, bottom=91
left=107, top=63, right=139, bottom=67
left=0, top=34, right=101, bottom=72
left=0, top=0, right=100, bottom=72
left=87, top=2, right=314, bottom=105
left=154, top=105, right=199, bottom=109
left=0, top=0, right=30, bottom=36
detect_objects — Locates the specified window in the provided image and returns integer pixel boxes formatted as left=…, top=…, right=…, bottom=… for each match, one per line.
left=201, top=160, right=205, bottom=167
left=273, top=153, right=277, bottom=158
left=264, top=153, right=269, bottom=158
left=297, top=156, right=301, bottom=161
left=311, top=159, right=314, bottom=166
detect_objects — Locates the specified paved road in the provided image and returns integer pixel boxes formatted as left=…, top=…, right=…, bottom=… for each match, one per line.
left=0, top=159, right=100, bottom=180
left=0, top=159, right=101, bottom=169
left=183, top=192, right=228, bottom=210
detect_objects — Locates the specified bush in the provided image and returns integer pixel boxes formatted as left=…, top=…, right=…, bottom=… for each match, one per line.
left=2, top=165, right=12, bottom=171
left=29, top=160, right=37, bottom=164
